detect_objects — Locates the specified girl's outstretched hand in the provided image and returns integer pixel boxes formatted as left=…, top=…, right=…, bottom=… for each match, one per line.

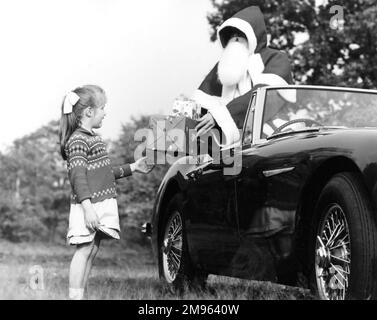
left=81, top=199, right=100, bottom=231
left=132, top=156, right=155, bottom=174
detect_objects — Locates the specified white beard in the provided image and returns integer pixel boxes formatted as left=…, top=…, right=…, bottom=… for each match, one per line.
left=217, top=37, right=249, bottom=87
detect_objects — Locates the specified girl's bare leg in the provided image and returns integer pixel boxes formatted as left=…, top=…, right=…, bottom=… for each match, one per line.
left=69, top=239, right=96, bottom=299
left=83, top=233, right=101, bottom=299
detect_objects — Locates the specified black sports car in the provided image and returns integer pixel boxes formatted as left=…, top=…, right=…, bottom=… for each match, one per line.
left=144, top=85, right=377, bottom=300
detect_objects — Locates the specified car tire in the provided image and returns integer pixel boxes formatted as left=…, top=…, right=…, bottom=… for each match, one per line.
left=159, top=193, right=207, bottom=291
left=308, top=172, right=377, bottom=300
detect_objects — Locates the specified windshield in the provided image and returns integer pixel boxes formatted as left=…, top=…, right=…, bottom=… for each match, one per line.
left=261, top=88, right=377, bottom=139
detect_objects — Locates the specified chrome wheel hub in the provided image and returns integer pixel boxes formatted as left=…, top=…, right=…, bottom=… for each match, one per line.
left=316, top=244, right=331, bottom=269
left=315, top=204, right=351, bottom=300
left=162, top=211, right=183, bottom=283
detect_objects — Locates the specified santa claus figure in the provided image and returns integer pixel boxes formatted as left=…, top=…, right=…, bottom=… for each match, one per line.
left=194, top=6, right=294, bottom=146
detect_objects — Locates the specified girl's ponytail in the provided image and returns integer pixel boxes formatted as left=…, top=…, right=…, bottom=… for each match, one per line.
left=59, top=109, right=79, bottom=160
left=58, top=89, right=85, bottom=160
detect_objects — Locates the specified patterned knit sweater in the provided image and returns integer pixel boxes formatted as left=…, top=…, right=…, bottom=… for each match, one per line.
left=65, top=127, right=132, bottom=204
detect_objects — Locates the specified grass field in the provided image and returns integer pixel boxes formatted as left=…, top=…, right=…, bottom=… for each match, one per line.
left=0, top=239, right=315, bottom=300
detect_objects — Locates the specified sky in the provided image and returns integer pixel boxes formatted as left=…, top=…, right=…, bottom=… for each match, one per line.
left=0, top=0, right=221, bottom=150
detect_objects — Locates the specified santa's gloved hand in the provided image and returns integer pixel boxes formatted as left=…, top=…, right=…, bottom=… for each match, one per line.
left=195, top=113, right=216, bottom=137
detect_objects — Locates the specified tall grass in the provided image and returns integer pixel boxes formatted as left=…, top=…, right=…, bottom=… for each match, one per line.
left=0, top=239, right=314, bottom=300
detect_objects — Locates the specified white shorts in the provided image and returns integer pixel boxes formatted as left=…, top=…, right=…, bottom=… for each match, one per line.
left=67, top=198, right=120, bottom=245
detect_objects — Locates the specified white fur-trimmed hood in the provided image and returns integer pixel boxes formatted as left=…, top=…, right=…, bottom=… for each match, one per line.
left=217, top=6, right=267, bottom=54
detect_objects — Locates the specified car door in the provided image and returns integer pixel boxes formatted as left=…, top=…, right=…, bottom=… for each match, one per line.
left=184, top=152, right=240, bottom=275
left=221, top=92, right=276, bottom=280
left=235, top=143, right=301, bottom=280
left=234, top=88, right=309, bottom=281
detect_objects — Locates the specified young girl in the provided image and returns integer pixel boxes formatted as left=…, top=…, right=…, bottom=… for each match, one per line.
left=59, top=85, right=152, bottom=300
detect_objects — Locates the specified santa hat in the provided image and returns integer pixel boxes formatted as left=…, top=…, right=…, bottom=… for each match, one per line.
left=217, top=6, right=267, bottom=54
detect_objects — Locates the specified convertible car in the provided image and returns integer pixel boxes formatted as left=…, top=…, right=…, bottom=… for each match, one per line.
left=144, top=85, right=377, bottom=300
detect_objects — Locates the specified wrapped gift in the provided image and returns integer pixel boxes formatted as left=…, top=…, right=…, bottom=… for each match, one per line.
left=146, top=96, right=217, bottom=164
left=147, top=115, right=199, bottom=162
left=172, top=96, right=201, bottom=120
left=146, top=114, right=220, bottom=165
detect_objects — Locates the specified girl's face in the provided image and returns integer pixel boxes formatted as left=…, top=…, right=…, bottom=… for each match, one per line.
left=91, top=104, right=106, bottom=128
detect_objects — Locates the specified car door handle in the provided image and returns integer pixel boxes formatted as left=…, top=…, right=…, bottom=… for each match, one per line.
left=262, top=166, right=295, bottom=177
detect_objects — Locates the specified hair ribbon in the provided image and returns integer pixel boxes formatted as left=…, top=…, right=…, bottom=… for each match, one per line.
left=63, top=91, right=80, bottom=114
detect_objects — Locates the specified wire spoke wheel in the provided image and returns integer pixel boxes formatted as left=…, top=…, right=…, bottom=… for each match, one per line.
left=315, top=204, right=351, bottom=300
left=162, top=210, right=183, bottom=283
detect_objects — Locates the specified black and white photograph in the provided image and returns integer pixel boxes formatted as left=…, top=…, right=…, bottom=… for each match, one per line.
left=0, top=0, right=377, bottom=303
